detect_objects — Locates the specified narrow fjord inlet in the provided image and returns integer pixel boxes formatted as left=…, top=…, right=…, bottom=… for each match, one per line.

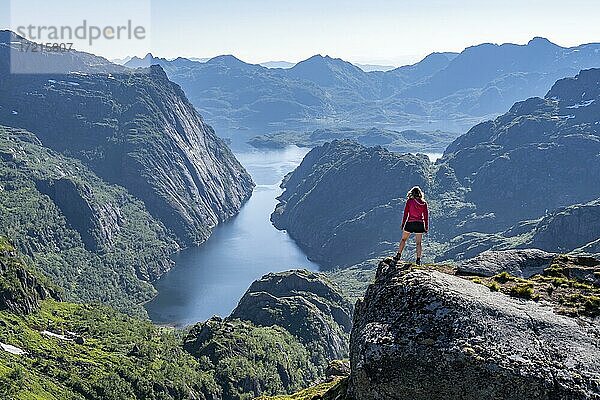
left=145, top=147, right=320, bottom=326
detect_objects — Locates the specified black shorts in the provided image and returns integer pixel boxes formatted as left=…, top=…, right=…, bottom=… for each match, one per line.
left=404, top=221, right=426, bottom=233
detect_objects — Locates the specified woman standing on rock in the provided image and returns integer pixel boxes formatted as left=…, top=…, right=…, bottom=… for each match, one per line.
left=393, top=186, right=429, bottom=265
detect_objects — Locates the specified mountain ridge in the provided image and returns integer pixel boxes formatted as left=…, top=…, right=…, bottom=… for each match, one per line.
left=120, top=36, right=600, bottom=143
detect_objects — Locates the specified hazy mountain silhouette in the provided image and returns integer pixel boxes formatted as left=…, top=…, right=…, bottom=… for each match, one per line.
left=122, top=38, right=600, bottom=145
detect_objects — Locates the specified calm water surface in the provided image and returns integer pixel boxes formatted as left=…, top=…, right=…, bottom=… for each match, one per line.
left=145, top=147, right=320, bottom=327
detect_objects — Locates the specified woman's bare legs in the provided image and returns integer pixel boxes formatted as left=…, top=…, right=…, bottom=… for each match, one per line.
left=415, top=233, right=423, bottom=260
left=396, top=231, right=411, bottom=259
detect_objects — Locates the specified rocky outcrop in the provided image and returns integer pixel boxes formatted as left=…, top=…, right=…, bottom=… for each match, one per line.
left=271, top=140, right=431, bottom=267
left=530, top=199, right=600, bottom=253
left=457, top=249, right=555, bottom=278
left=347, top=259, right=600, bottom=400
left=34, top=178, right=123, bottom=251
left=183, top=270, right=353, bottom=398
left=230, top=269, right=353, bottom=364
left=0, top=237, right=60, bottom=314
left=438, top=198, right=600, bottom=261
left=0, top=33, right=254, bottom=246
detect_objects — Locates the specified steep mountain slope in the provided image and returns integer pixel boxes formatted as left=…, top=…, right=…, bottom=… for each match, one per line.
left=0, top=239, right=221, bottom=400
left=287, top=55, right=377, bottom=98
left=0, top=31, right=122, bottom=75
left=0, top=32, right=254, bottom=246
left=0, top=126, right=179, bottom=315
left=0, top=237, right=60, bottom=314
left=402, top=37, right=594, bottom=100
left=271, top=141, right=432, bottom=267
left=438, top=68, right=600, bottom=232
left=183, top=317, right=319, bottom=400
left=124, top=38, right=600, bottom=143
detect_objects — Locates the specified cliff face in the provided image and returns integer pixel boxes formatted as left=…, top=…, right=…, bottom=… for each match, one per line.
left=438, top=198, right=600, bottom=261
left=348, top=257, right=600, bottom=400
left=271, top=140, right=431, bottom=267
left=529, top=199, right=600, bottom=253
left=0, top=33, right=254, bottom=246
left=0, top=237, right=60, bottom=314
left=0, top=126, right=178, bottom=315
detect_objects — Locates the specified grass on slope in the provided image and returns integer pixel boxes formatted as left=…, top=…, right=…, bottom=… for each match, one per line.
left=0, top=300, right=218, bottom=400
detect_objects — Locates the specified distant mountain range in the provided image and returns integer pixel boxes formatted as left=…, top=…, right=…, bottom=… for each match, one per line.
left=122, top=38, right=600, bottom=146
left=259, top=60, right=295, bottom=69
left=125, top=55, right=396, bottom=72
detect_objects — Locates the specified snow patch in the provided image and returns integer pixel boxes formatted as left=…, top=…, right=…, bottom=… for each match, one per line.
left=566, top=99, right=595, bottom=109
left=0, top=341, right=26, bottom=355
left=41, top=330, right=71, bottom=341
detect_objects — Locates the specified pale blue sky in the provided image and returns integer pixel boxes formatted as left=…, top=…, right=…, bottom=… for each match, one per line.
left=2, top=0, right=599, bottom=66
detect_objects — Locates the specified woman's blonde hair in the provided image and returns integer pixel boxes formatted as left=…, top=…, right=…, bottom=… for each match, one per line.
left=407, top=186, right=425, bottom=201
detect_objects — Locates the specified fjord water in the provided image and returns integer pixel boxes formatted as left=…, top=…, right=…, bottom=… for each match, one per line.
left=145, top=146, right=444, bottom=327
left=145, top=146, right=320, bottom=327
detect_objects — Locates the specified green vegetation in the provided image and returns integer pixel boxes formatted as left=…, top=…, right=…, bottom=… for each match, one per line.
left=0, top=127, right=178, bottom=316
left=509, top=283, right=539, bottom=300
left=325, top=260, right=376, bottom=303
left=0, top=300, right=220, bottom=399
left=463, top=256, right=600, bottom=317
left=184, top=318, right=320, bottom=400
left=0, top=236, right=60, bottom=314
left=255, top=378, right=347, bottom=400
left=493, top=271, right=514, bottom=283
left=0, top=245, right=327, bottom=400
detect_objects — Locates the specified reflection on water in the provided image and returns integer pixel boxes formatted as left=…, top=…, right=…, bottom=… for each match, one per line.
left=145, top=147, right=319, bottom=327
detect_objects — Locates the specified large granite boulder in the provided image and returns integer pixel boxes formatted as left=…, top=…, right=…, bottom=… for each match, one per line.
left=230, top=269, right=353, bottom=365
left=457, top=249, right=555, bottom=277
left=348, top=260, right=600, bottom=400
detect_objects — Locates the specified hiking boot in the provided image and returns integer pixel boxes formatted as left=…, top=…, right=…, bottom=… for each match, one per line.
left=392, top=252, right=401, bottom=264
left=416, top=257, right=421, bottom=265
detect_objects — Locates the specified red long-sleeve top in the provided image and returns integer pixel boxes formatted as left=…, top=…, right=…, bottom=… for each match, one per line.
left=402, top=198, right=429, bottom=231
